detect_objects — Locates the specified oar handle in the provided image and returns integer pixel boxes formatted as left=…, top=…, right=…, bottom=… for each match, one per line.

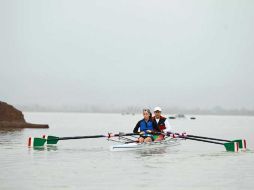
left=114, top=133, right=139, bottom=137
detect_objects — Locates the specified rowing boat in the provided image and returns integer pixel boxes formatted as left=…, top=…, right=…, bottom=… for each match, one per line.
left=110, top=137, right=182, bottom=151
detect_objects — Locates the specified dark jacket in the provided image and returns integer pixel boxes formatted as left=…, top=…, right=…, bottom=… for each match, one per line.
left=152, top=116, right=167, bottom=132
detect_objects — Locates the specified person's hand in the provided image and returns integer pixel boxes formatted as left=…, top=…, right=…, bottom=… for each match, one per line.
left=166, top=131, right=172, bottom=136
left=146, top=130, right=152, bottom=134
left=139, top=131, right=145, bottom=135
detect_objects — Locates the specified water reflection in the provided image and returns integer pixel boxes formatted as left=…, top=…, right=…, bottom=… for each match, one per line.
left=30, top=145, right=58, bottom=151
left=46, top=145, right=58, bottom=151
left=0, top=128, right=24, bottom=145
left=198, top=149, right=253, bottom=158
left=0, top=127, right=23, bottom=134
left=135, top=147, right=168, bottom=157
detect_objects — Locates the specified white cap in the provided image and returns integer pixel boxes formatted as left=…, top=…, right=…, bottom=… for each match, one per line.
left=154, top=106, right=162, bottom=112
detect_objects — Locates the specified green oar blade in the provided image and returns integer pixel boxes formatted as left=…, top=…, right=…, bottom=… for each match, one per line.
left=224, top=142, right=239, bottom=152
left=46, top=136, right=59, bottom=144
left=28, top=137, right=47, bottom=147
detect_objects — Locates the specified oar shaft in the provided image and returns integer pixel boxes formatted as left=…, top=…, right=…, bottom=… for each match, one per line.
left=53, top=133, right=138, bottom=141
left=178, top=136, right=224, bottom=145
left=58, top=135, right=106, bottom=140
left=187, top=135, right=231, bottom=142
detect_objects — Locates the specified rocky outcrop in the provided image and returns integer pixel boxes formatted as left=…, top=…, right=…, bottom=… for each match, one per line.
left=0, top=101, right=49, bottom=128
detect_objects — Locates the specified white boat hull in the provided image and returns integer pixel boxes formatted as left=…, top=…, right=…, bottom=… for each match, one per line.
left=110, top=138, right=181, bottom=151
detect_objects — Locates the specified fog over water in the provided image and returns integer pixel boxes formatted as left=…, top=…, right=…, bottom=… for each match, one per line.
left=1, top=0, right=254, bottom=111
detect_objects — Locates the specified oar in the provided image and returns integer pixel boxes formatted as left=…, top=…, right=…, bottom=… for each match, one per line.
left=172, top=133, right=247, bottom=150
left=28, top=132, right=138, bottom=147
left=176, top=135, right=239, bottom=152
left=168, top=133, right=244, bottom=152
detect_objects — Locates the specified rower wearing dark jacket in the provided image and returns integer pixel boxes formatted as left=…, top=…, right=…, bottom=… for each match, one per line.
left=133, top=109, right=161, bottom=143
left=152, top=106, right=173, bottom=141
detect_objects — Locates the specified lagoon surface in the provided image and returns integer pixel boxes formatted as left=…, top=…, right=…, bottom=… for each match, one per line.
left=0, top=113, right=254, bottom=190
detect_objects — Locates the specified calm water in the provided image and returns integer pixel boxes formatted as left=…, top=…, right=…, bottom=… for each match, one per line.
left=0, top=113, right=253, bottom=190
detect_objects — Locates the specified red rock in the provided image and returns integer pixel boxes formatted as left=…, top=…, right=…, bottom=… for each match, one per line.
left=0, top=101, right=49, bottom=128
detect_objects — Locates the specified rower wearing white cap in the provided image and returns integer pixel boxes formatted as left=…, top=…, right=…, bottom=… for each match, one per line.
left=152, top=106, right=172, bottom=141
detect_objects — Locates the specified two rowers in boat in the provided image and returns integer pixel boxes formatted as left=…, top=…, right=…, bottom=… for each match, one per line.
left=133, top=107, right=172, bottom=143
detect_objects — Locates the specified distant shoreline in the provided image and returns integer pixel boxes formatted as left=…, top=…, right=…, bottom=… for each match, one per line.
left=21, top=110, right=254, bottom=117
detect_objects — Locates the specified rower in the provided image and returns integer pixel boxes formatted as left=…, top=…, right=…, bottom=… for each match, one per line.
left=133, top=109, right=160, bottom=143
left=152, top=107, right=173, bottom=141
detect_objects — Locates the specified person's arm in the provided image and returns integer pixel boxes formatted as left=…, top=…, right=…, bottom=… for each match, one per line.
left=133, top=121, right=141, bottom=133
left=164, top=118, right=173, bottom=133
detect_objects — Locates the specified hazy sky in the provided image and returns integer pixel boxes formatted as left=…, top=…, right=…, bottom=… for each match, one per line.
left=1, top=0, right=254, bottom=109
